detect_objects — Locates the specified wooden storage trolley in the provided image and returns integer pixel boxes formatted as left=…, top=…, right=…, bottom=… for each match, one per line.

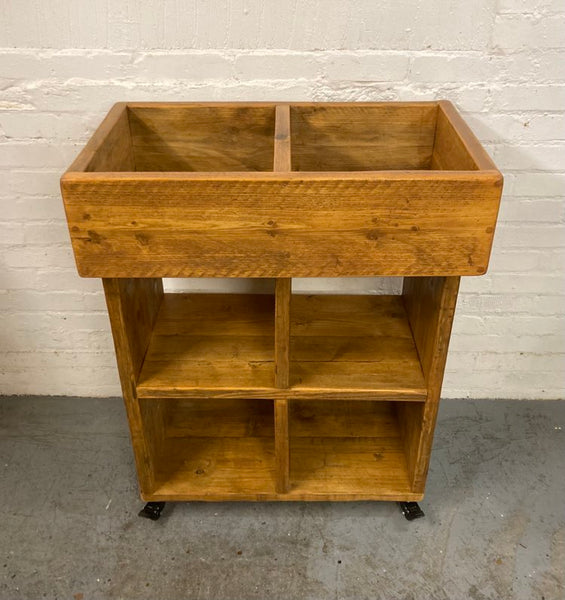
left=61, top=102, right=502, bottom=519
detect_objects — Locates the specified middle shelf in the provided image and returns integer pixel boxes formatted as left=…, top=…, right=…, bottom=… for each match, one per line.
left=136, top=292, right=427, bottom=401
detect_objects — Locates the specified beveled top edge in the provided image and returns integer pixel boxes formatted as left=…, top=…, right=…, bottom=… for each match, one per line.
left=61, top=169, right=503, bottom=183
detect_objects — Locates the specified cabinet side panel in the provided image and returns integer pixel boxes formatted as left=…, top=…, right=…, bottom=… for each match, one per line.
left=102, top=278, right=164, bottom=496
left=115, top=278, right=164, bottom=380
left=400, top=276, right=460, bottom=491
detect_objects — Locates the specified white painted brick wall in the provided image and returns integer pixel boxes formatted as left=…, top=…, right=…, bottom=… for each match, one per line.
left=1, top=0, right=564, bottom=399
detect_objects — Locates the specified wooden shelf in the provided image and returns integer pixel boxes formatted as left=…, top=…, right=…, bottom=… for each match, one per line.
left=136, top=292, right=426, bottom=401
left=289, top=401, right=417, bottom=500
left=149, top=400, right=277, bottom=500
left=144, top=399, right=419, bottom=502
left=137, top=294, right=276, bottom=398
left=290, top=295, right=426, bottom=400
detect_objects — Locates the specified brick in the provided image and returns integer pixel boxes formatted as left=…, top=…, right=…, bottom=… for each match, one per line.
left=497, top=198, right=564, bottom=222
left=497, top=0, right=565, bottom=13
left=235, top=53, right=322, bottom=80
left=325, top=54, right=409, bottom=81
left=512, top=173, right=565, bottom=196
left=491, top=142, right=565, bottom=171
left=494, top=14, right=565, bottom=50
left=132, top=52, right=233, bottom=80
left=464, top=113, right=565, bottom=144
left=492, top=84, right=565, bottom=111
left=8, top=171, right=63, bottom=198
left=411, top=56, right=498, bottom=83
left=0, top=51, right=131, bottom=80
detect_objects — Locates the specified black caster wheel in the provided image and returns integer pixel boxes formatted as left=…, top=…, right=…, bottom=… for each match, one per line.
left=138, top=501, right=166, bottom=521
left=398, top=501, right=425, bottom=521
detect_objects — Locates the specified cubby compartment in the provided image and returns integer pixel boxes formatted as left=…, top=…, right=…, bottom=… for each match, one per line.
left=290, top=104, right=439, bottom=171
left=289, top=294, right=426, bottom=400
left=140, top=398, right=277, bottom=500
left=288, top=400, right=418, bottom=500
left=137, top=293, right=276, bottom=398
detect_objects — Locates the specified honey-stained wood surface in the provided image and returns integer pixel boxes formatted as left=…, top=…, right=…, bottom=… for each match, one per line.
left=289, top=400, right=414, bottom=499
left=274, top=278, right=291, bottom=388
left=432, top=101, right=499, bottom=171
left=399, top=276, right=460, bottom=491
left=290, top=104, right=437, bottom=171
left=128, top=105, right=275, bottom=172
left=290, top=295, right=426, bottom=400
left=274, top=399, right=290, bottom=493
left=65, top=103, right=133, bottom=173
left=103, top=278, right=164, bottom=495
left=273, top=104, right=291, bottom=172
left=61, top=101, right=503, bottom=278
left=61, top=172, right=502, bottom=278
left=137, top=293, right=276, bottom=398
left=145, top=399, right=420, bottom=501
left=136, top=292, right=426, bottom=401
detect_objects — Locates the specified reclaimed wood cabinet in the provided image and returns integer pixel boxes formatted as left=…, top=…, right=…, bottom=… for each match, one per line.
left=61, top=102, right=502, bottom=508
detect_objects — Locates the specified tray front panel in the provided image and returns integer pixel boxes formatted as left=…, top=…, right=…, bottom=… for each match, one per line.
left=61, top=175, right=502, bottom=278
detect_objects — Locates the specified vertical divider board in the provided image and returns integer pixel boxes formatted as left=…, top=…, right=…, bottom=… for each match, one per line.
left=102, top=278, right=164, bottom=496
left=273, top=105, right=292, bottom=493
left=399, top=276, right=460, bottom=493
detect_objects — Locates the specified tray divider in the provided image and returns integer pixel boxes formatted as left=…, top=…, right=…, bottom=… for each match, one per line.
left=273, top=104, right=291, bottom=172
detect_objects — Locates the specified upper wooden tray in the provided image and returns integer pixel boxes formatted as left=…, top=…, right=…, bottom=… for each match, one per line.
left=61, top=102, right=502, bottom=278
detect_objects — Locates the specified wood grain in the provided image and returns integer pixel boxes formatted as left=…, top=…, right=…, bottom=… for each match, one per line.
left=61, top=172, right=502, bottom=278
left=128, top=105, right=275, bottom=172
left=274, top=104, right=291, bottom=172
left=290, top=295, right=426, bottom=400
left=66, top=103, right=133, bottom=173
left=399, top=276, right=460, bottom=491
left=275, top=278, right=291, bottom=388
left=137, top=293, right=276, bottom=397
left=435, top=101, right=499, bottom=170
left=136, top=293, right=426, bottom=401
left=275, top=399, right=290, bottom=493
left=290, top=104, right=437, bottom=170
left=143, top=398, right=420, bottom=501
left=103, top=278, right=163, bottom=495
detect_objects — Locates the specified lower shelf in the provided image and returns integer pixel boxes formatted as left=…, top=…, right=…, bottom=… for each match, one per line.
left=143, top=398, right=421, bottom=502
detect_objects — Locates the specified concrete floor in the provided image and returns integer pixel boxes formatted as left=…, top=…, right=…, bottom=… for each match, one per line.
left=0, top=397, right=563, bottom=600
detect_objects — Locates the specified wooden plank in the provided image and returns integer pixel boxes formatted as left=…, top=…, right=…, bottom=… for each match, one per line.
left=61, top=172, right=502, bottom=278
left=128, top=105, right=275, bottom=171
left=103, top=278, right=164, bottom=495
left=290, top=104, right=438, bottom=171
left=430, top=102, right=498, bottom=172
left=136, top=293, right=427, bottom=401
left=65, top=103, right=132, bottom=173
left=273, top=104, right=291, bottom=172
left=137, top=293, right=276, bottom=396
left=275, top=278, right=291, bottom=388
left=275, top=399, right=290, bottom=493
left=399, top=276, right=460, bottom=491
left=145, top=398, right=420, bottom=501
left=290, top=400, right=400, bottom=437
left=436, top=101, right=499, bottom=170
left=164, top=399, right=274, bottom=438
left=290, top=295, right=426, bottom=399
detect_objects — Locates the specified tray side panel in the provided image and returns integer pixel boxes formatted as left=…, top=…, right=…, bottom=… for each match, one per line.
left=290, top=104, right=438, bottom=171
left=128, top=105, right=276, bottom=172
left=61, top=175, right=502, bottom=277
